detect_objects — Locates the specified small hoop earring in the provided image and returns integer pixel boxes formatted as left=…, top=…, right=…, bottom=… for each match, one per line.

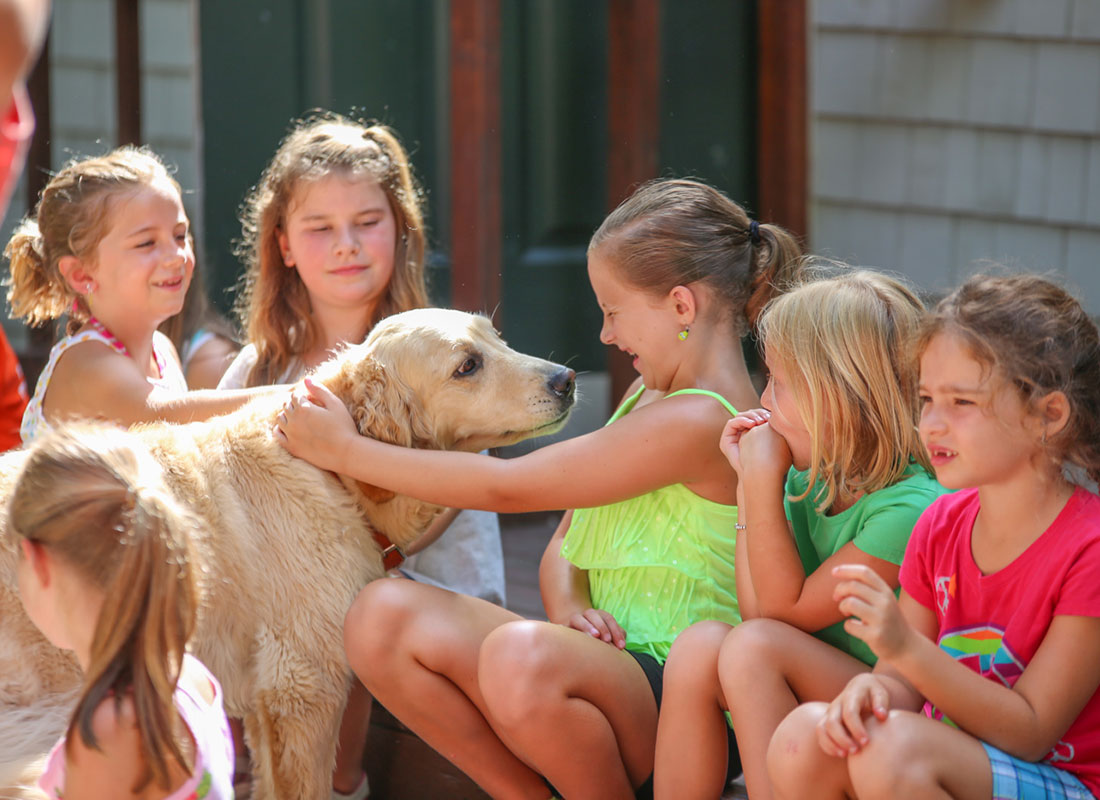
left=678, top=326, right=690, bottom=341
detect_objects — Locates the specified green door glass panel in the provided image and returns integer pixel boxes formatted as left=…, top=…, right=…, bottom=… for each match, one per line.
left=500, top=0, right=609, bottom=370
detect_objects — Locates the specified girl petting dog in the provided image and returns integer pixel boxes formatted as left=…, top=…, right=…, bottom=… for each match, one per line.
left=769, top=274, right=1100, bottom=800
left=4, top=146, right=269, bottom=444
left=14, top=425, right=234, bottom=800
left=277, top=177, right=802, bottom=799
left=219, top=111, right=505, bottom=799
left=652, top=271, right=948, bottom=800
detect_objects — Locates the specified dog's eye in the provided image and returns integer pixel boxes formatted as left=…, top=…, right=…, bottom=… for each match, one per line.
left=454, top=356, right=481, bottom=377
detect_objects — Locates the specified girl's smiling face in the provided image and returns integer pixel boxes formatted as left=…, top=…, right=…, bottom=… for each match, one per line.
left=587, top=249, right=682, bottom=391
left=760, top=350, right=814, bottom=470
left=918, top=332, right=1043, bottom=491
left=278, top=173, right=397, bottom=324
left=85, top=178, right=194, bottom=326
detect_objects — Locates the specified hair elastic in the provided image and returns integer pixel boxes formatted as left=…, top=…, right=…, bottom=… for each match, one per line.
left=748, top=219, right=761, bottom=245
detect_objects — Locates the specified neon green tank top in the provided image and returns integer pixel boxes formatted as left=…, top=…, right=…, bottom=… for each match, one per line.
left=560, top=385, right=741, bottom=663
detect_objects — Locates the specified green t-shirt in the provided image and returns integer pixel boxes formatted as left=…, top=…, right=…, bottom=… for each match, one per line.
left=784, top=464, right=948, bottom=665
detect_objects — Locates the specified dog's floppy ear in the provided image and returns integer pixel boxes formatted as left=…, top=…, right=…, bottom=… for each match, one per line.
left=339, top=356, right=433, bottom=449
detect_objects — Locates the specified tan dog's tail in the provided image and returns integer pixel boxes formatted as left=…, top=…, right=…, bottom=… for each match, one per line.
left=0, top=694, right=74, bottom=800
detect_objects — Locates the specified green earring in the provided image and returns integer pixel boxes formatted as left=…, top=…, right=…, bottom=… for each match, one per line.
left=678, top=327, right=689, bottom=341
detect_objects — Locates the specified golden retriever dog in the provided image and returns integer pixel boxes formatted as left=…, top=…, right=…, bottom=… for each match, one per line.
left=0, top=308, right=576, bottom=799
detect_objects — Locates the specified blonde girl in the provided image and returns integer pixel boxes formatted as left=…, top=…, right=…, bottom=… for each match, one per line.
left=276, top=177, right=803, bottom=799
left=769, top=274, right=1100, bottom=800
left=218, top=112, right=503, bottom=800
left=653, top=271, right=948, bottom=800
left=14, top=425, right=233, bottom=799
left=4, top=146, right=268, bottom=444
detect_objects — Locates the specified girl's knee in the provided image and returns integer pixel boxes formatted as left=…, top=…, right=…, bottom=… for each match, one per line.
left=479, top=621, right=562, bottom=725
left=717, top=618, right=789, bottom=686
left=664, top=621, right=729, bottom=698
left=343, top=579, right=421, bottom=670
left=847, top=711, right=929, bottom=797
left=767, top=702, right=830, bottom=790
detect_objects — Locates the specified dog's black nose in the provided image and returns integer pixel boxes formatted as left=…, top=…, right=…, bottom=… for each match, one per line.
left=549, top=367, right=576, bottom=401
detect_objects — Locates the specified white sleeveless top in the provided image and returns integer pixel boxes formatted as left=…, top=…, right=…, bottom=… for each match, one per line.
left=21, top=329, right=187, bottom=444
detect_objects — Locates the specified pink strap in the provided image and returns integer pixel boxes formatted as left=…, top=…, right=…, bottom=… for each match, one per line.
left=85, top=317, right=167, bottom=379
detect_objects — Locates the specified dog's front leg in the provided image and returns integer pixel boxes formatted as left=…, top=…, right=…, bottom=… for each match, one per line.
left=244, top=633, right=349, bottom=800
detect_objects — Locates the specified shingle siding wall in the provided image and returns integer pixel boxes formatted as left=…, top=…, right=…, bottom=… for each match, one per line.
left=810, top=0, right=1100, bottom=308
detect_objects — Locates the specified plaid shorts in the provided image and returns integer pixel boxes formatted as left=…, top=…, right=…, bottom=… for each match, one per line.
left=982, top=743, right=1094, bottom=800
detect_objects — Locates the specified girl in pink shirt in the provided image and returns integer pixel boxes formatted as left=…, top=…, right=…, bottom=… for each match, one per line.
left=769, top=274, right=1100, bottom=800
left=14, top=425, right=233, bottom=799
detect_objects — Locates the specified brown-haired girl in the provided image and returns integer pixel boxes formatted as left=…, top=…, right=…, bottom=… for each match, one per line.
left=4, top=146, right=268, bottom=445
left=218, top=112, right=502, bottom=800
left=14, top=425, right=233, bottom=799
left=275, top=177, right=802, bottom=799
left=771, top=273, right=1100, bottom=800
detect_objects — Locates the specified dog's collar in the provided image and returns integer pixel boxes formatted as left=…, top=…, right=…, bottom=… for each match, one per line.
left=372, top=530, right=406, bottom=571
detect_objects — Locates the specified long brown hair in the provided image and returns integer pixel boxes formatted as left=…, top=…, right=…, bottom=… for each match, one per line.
left=4, top=146, right=182, bottom=335
left=588, top=177, right=804, bottom=335
left=9, top=426, right=200, bottom=792
left=234, top=111, right=430, bottom=386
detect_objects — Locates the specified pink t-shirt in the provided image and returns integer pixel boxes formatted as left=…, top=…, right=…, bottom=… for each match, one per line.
left=38, top=655, right=233, bottom=799
left=900, top=487, right=1100, bottom=795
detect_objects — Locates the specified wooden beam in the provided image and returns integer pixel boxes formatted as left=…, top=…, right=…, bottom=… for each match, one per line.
left=23, top=31, right=54, bottom=390
left=115, top=0, right=141, bottom=145
left=606, top=0, right=660, bottom=408
left=449, top=0, right=501, bottom=318
left=757, top=0, right=807, bottom=240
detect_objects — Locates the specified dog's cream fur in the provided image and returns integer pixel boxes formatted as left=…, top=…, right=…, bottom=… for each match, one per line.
left=0, top=308, right=575, bottom=799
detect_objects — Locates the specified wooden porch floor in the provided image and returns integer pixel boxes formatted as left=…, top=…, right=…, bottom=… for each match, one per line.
left=364, top=511, right=748, bottom=798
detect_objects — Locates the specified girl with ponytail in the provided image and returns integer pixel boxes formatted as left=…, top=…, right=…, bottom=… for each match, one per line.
left=274, top=177, right=803, bottom=798
left=4, top=146, right=272, bottom=446
left=12, top=425, right=233, bottom=799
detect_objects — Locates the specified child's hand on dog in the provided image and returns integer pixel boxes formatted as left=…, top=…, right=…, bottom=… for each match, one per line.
left=274, top=377, right=359, bottom=473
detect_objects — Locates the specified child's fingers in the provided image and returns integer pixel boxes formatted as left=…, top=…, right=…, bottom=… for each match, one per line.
left=837, top=594, right=876, bottom=625
left=566, top=612, right=602, bottom=639
left=817, top=700, right=858, bottom=758
left=831, top=564, right=889, bottom=592
left=303, top=377, right=343, bottom=409
left=869, top=682, right=891, bottom=721
left=582, top=609, right=614, bottom=643
left=839, top=689, right=872, bottom=749
left=600, top=611, right=627, bottom=649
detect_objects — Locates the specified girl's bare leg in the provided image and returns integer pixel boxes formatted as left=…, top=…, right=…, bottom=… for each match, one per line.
left=847, top=710, right=993, bottom=800
left=719, top=619, right=868, bottom=800
left=478, top=620, right=659, bottom=800
left=653, top=620, right=734, bottom=800
left=344, top=579, right=549, bottom=800
left=332, top=680, right=372, bottom=795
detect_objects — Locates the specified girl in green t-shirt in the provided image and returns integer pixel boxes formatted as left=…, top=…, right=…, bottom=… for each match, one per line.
left=654, top=270, right=947, bottom=800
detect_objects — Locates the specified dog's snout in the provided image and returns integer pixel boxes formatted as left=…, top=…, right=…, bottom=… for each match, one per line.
left=549, top=367, right=576, bottom=401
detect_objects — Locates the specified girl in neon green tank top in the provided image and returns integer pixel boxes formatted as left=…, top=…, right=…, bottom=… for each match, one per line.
left=275, top=178, right=802, bottom=799
left=654, top=271, right=947, bottom=800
